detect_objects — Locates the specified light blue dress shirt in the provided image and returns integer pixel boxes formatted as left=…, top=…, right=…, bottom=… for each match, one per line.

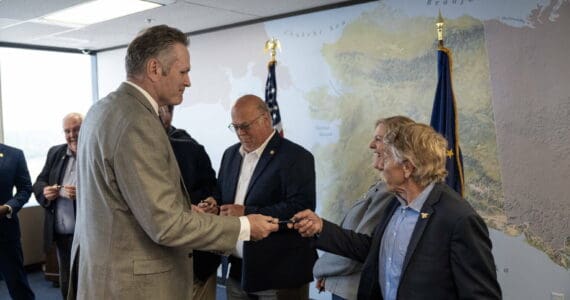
left=378, top=183, right=434, bottom=300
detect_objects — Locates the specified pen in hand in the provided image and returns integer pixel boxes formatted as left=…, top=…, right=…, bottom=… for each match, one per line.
left=277, top=219, right=297, bottom=224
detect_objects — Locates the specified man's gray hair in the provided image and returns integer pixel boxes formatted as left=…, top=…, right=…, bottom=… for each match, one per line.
left=63, top=112, right=83, bottom=123
left=125, top=25, right=188, bottom=77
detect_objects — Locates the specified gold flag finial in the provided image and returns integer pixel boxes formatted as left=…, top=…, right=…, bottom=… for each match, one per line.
left=264, top=38, right=281, bottom=63
left=436, top=10, right=445, bottom=48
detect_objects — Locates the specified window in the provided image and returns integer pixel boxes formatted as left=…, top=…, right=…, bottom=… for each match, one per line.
left=0, top=47, right=93, bottom=206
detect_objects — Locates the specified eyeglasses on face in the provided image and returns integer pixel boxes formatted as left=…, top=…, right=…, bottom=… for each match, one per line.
left=228, top=114, right=265, bottom=133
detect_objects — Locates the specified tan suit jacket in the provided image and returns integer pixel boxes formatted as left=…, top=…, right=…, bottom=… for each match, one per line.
left=69, top=82, right=240, bottom=299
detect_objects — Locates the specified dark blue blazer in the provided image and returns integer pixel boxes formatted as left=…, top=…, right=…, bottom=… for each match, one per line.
left=168, top=127, right=218, bottom=203
left=316, top=183, right=502, bottom=300
left=217, top=132, right=317, bottom=292
left=168, top=128, right=220, bottom=282
left=32, top=143, right=76, bottom=253
left=0, top=144, right=32, bottom=242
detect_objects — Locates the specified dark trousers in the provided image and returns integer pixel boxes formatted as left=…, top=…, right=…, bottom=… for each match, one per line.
left=226, top=277, right=309, bottom=300
left=55, top=234, right=73, bottom=299
left=332, top=294, right=347, bottom=300
left=226, top=256, right=310, bottom=300
left=0, top=240, right=35, bottom=300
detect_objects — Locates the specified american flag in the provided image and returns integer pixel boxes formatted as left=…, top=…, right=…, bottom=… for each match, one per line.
left=265, top=60, right=283, bottom=136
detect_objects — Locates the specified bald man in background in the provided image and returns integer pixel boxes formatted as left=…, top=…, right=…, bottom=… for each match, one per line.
left=33, top=112, right=82, bottom=299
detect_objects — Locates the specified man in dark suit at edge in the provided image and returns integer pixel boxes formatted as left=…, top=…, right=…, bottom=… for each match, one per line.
left=0, top=143, right=35, bottom=300
left=217, top=94, right=317, bottom=300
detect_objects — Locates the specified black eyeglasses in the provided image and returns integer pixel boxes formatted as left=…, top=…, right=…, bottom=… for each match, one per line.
left=228, top=114, right=265, bottom=133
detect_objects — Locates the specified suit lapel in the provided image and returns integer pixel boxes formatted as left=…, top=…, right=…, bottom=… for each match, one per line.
left=56, top=146, right=69, bottom=184
left=401, top=184, right=442, bottom=273
left=0, top=144, right=6, bottom=171
left=226, top=149, right=243, bottom=203
left=244, top=133, right=280, bottom=201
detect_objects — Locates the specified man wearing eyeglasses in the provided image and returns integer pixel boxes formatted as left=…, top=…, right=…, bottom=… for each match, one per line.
left=217, top=94, right=317, bottom=300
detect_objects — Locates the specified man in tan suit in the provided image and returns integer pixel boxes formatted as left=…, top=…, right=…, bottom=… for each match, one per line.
left=69, top=25, right=278, bottom=299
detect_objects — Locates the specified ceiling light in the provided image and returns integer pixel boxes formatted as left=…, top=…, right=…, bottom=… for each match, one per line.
left=40, top=0, right=162, bottom=27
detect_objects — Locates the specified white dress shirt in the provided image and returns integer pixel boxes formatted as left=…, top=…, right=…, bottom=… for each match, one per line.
left=232, top=130, right=276, bottom=257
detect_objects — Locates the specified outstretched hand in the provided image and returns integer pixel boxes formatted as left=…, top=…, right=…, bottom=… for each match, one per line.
left=247, top=214, right=279, bottom=241
left=289, top=209, right=323, bottom=238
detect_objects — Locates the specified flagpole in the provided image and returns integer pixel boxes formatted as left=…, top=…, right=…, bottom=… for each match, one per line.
left=264, top=38, right=281, bottom=65
left=436, top=9, right=445, bottom=49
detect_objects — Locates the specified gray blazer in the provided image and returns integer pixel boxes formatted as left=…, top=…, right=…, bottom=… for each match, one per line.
left=313, top=181, right=392, bottom=300
left=69, top=82, right=240, bottom=299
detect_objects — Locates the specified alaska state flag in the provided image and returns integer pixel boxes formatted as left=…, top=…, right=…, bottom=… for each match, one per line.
left=265, top=60, right=283, bottom=136
left=430, top=47, right=465, bottom=196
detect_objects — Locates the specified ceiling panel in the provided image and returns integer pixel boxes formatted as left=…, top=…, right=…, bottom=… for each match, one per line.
left=0, top=21, right=73, bottom=44
left=184, top=0, right=350, bottom=16
left=56, top=1, right=258, bottom=50
left=0, top=18, right=19, bottom=29
left=0, top=0, right=369, bottom=52
left=0, top=0, right=86, bottom=20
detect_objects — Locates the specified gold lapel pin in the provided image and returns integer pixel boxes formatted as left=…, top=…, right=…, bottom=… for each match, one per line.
left=0, top=153, right=4, bottom=158
left=421, top=212, right=430, bottom=219
left=270, top=150, right=275, bottom=155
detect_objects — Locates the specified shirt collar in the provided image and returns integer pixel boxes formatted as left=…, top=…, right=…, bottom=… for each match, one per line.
left=124, top=81, right=159, bottom=115
left=395, top=182, right=435, bottom=212
left=65, top=146, right=75, bottom=158
left=239, top=130, right=276, bottom=158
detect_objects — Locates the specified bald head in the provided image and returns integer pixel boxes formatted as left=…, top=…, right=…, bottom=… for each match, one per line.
left=230, top=94, right=273, bottom=152
left=63, top=112, right=83, bottom=124
left=232, top=94, right=269, bottom=115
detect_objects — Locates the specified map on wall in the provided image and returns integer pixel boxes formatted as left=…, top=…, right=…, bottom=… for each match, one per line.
left=135, top=0, right=569, bottom=297
left=262, top=0, right=569, bottom=269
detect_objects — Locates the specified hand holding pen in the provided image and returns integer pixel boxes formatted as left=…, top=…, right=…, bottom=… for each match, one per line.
left=197, top=196, right=219, bottom=214
left=63, top=185, right=76, bottom=200
left=43, top=184, right=76, bottom=201
left=43, top=184, right=61, bottom=202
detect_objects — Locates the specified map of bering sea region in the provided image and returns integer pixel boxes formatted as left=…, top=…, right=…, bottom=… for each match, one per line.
left=307, top=3, right=568, bottom=269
